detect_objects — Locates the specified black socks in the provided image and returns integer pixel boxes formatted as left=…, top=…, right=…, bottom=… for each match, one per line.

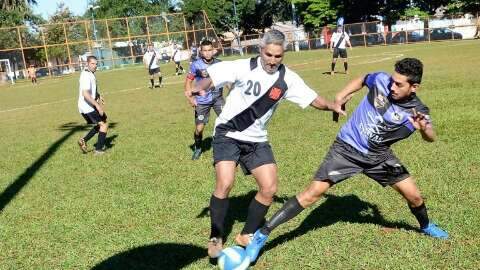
left=242, top=199, right=269, bottom=235
left=260, top=196, right=304, bottom=235
left=96, top=132, right=106, bottom=151
left=210, top=195, right=229, bottom=239
left=409, top=203, right=429, bottom=229
left=84, top=125, right=99, bottom=142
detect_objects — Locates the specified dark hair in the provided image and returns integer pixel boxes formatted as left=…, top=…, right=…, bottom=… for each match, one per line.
left=87, top=55, right=97, bottom=63
left=394, top=58, right=423, bottom=84
left=200, top=39, right=213, bottom=48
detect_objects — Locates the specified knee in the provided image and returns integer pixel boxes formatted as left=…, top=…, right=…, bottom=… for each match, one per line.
left=258, top=183, right=277, bottom=199
left=215, top=181, right=234, bottom=197
left=408, top=195, right=424, bottom=207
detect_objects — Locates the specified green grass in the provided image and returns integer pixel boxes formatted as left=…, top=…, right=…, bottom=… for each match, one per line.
left=1, top=40, right=480, bottom=269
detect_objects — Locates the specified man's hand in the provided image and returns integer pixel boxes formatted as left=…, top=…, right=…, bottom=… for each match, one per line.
left=96, top=105, right=104, bottom=116
left=331, top=101, right=347, bottom=122
left=97, top=95, right=105, bottom=105
left=188, top=97, right=197, bottom=107
left=408, top=108, right=430, bottom=131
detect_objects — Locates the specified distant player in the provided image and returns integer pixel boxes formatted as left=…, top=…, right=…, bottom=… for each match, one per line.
left=172, top=43, right=185, bottom=75
left=27, top=64, right=37, bottom=84
left=190, top=30, right=345, bottom=259
left=246, top=58, right=449, bottom=263
left=77, top=56, right=109, bottom=155
left=190, top=43, right=198, bottom=64
left=330, top=27, right=352, bottom=75
left=143, top=43, right=163, bottom=88
left=184, top=40, right=224, bottom=160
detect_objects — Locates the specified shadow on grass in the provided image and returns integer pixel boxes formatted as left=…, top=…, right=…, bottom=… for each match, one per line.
left=196, top=191, right=288, bottom=241
left=264, top=193, right=418, bottom=252
left=188, top=136, right=213, bottom=152
left=0, top=122, right=117, bottom=213
left=91, top=242, right=205, bottom=270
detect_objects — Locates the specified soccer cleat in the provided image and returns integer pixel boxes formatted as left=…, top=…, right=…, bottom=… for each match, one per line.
left=421, top=223, right=448, bottom=239
left=78, top=138, right=88, bottom=153
left=235, top=233, right=253, bottom=247
left=191, top=147, right=202, bottom=160
left=94, top=150, right=105, bottom=156
left=207, top=237, right=223, bottom=258
left=245, top=230, right=268, bottom=262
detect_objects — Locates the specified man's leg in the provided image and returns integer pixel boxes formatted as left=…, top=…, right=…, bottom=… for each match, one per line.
left=235, top=163, right=278, bottom=246
left=208, top=161, right=237, bottom=258
left=158, top=72, right=163, bottom=87
left=95, top=121, right=108, bottom=154
left=192, top=123, right=204, bottom=160
left=392, top=177, right=448, bottom=239
left=331, top=58, right=338, bottom=75
left=246, top=180, right=332, bottom=262
left=149, top=74, right=154, bottom=88
left=343, top=59, right=348, bottom=74
left=78, top=125, right=99, bottom=153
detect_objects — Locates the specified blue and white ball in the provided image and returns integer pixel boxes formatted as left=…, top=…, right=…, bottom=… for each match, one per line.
left=218, top=246, right=250, bottom=270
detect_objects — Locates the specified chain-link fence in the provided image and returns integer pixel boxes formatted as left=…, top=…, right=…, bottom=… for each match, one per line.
left=0, top=11, right=221, bottom=79
left=220, top=13, right=479, bottom=57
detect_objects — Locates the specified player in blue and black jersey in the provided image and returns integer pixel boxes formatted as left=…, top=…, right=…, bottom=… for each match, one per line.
left=184, top=39, right=224, bottom=160
left=246, top=58, right=449, bottom=262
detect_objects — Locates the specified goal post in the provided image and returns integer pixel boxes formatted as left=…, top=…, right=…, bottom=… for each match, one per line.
left=0, top=59, right=15, bottom=85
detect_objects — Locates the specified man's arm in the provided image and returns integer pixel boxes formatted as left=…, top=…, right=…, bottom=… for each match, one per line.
left=191, top=77, right=214, bottom=96
left=334, top=76, right=365, bottom=105
left=82, top=89, right=104, bottom=115
left=184, top=77, right=197, bottom=107
left=310, top=95, right=346, bottom=116
left=347, top=39, right=353, bottom=50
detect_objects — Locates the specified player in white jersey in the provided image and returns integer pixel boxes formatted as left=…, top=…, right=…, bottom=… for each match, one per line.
left=190, top=30, right=346, bottom=258
left=172, top=43, right=185, bottom=75
left=143, top=43, right=163, bottom=88
left=330, top=27, right=352, bottom=75
left=77, top=56, right=109, bottom=155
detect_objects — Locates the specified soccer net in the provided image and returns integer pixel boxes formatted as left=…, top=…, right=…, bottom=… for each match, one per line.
left=0, top=59, right=14, bottom=85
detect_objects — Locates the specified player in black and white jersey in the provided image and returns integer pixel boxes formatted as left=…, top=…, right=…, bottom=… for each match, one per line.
left=330, top=27, right=352, bottom=75
left=190, top=30, right=345, bottom=258
left=77, top=56, right=109, bottom=155
left=143, top=43, right=163, bottom=88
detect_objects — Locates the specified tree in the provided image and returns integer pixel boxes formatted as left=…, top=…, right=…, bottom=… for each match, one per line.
left=294, top=0, right=338, bottom=30
left=1, top=0, right=38, bottom=11
left=445, top=0, right=480, bottom=14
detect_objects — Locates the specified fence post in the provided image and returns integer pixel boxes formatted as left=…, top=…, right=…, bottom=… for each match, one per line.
left=62, top=23, right=72, bottom=71
left=145, top=16, right=151, bottom=44
left=105, top=20, right=114, bottom=67
left=125, top=18, right=135, bottom=64
left=16, top=27, right=28, bottom=78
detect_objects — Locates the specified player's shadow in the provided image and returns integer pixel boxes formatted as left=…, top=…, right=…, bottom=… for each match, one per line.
left=188, top=136, right=213, bottom=152
left=263, top=193, right=418, bottom=252
left=196, top=191, right=289, bottom=241
left=0, top=122, right=99, bottom=213
left=91, top=242, right=205, bottom=270
left=322, top=71, right=347, bottom=75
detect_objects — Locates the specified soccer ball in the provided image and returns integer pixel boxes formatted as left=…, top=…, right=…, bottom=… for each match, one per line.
left=218, top=246, right=250, bottom=270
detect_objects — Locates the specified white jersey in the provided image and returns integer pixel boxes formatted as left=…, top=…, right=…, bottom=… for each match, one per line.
left=172, top=49, right=181, bottom=62
left=331, top=32, right=350, bottom=49
left=143, top=50, right=160, bottom=69
left=78, top=69, right=97, bottom=114
left=208, top=57, right=318, bottom=142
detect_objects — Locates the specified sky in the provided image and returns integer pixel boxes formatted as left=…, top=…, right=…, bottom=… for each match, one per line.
left=33, top=0, right=88, bottom=19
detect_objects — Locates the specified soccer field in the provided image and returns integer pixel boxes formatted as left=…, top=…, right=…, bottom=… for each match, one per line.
left=1, top=40, right=479, bottom=269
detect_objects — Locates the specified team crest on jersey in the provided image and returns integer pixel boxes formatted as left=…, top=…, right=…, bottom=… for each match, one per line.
left=199, top=69, right=209, bottom=78
left=391, top=112, right=402, bottom=121
left=374, top=94, right=387, bottom=108
left=269, top=87, right=283, bottom=100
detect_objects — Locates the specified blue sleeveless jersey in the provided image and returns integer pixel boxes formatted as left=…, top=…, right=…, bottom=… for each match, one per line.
left=189, top=58, right=222, bottom=105
left=338, top=72, right=431, bottom=155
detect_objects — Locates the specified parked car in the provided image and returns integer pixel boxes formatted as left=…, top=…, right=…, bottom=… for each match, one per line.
left=429, top=28, right=462, bottom=40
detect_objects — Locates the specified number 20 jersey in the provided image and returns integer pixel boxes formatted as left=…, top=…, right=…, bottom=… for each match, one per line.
left=207, top=57, right=318, bottom=142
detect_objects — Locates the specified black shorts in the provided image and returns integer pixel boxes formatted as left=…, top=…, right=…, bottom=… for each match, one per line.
left=81, top=109, right=107, bottom=125
left=314, top=139, right=409, bottom=187
left=148, top=67, right=160, bottom=75
left=195, top=97, right=224, bottom=125
left=212, top=135, right=276, bottom=175
left=333, top=48, right=347, bottom=59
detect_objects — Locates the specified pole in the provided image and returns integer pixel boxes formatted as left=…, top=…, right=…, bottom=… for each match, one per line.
left=233, top=0, right=243, bottom=55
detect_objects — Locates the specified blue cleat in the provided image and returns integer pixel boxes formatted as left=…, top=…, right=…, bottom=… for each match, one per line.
left=421, top=223, right=449, bottom=239
left=245, top=229, right=269, bottom=262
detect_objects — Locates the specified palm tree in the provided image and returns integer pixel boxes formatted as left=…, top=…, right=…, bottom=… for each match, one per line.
left=2, top=0, right=38, bottom=11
